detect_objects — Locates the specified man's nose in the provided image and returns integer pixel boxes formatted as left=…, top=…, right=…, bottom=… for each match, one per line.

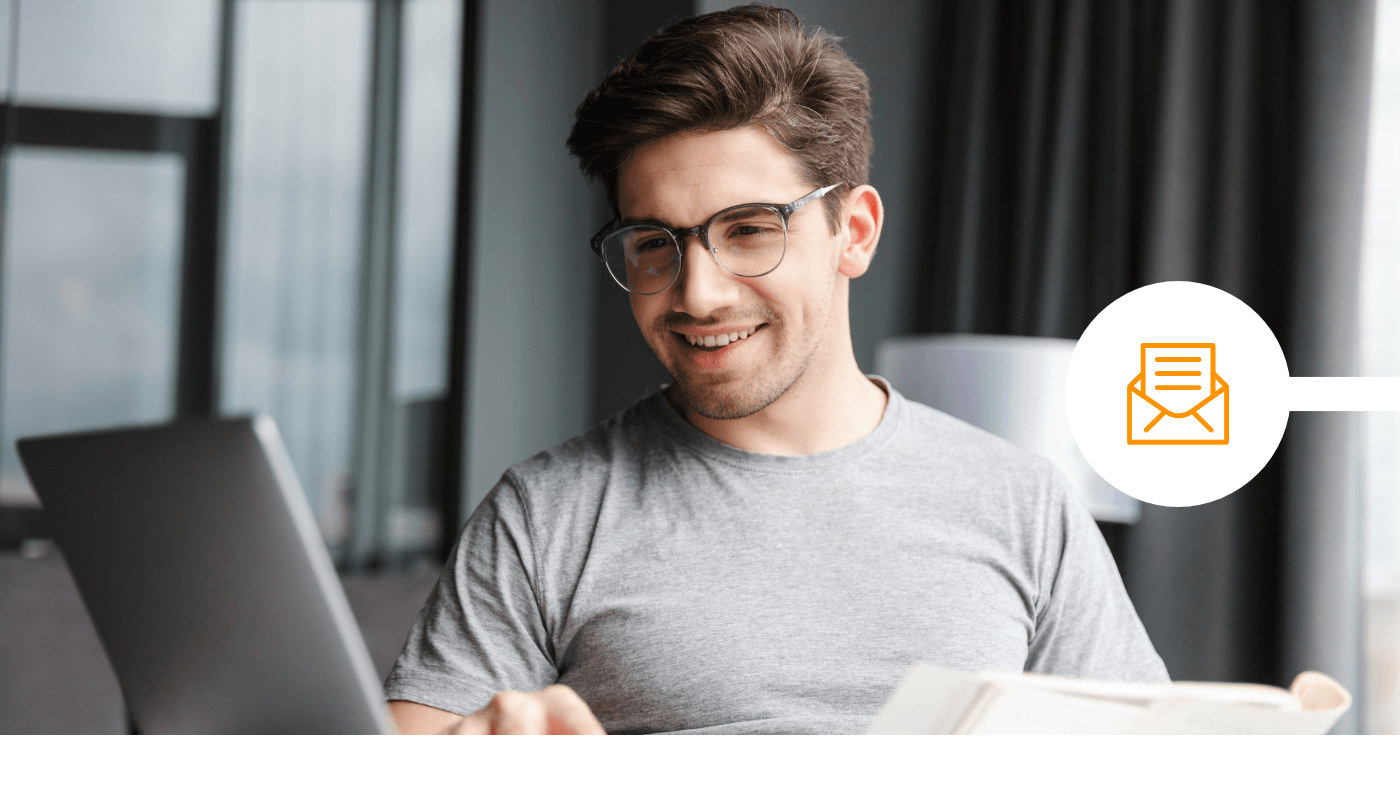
left=672, top=234, right=740, bottom=315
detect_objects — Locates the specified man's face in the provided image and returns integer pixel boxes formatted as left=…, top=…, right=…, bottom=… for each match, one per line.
left=616, top=126, right=848, bottom=420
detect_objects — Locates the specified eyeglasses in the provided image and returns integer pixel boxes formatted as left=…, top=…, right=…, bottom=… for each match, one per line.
left=589, top=184, right=841, bottom=295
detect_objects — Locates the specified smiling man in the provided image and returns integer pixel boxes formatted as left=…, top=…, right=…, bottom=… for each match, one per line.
left=385, top=5, right=1167, bottom=735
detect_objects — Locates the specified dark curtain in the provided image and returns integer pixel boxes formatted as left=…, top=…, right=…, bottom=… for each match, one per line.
left=911, top=0, right=1375, bottom=731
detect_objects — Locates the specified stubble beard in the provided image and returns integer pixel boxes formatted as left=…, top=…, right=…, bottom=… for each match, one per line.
left=652, top=303, right=829, bottom=421
left=670, top=343, right=815, bottom=420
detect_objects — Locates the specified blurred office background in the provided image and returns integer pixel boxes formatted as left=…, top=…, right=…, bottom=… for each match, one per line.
left=0, top=0, right=1396, bottom=734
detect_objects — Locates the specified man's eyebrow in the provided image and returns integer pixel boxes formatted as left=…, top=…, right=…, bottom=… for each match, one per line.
left=619, top=215, right=672, bottom=227
left=720, top=206, right=775, bottom=221
left=620, top=202, right=784, bottom=227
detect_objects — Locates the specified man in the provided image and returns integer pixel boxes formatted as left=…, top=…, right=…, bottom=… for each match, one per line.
left=386, top=5, right=1167, bottom=735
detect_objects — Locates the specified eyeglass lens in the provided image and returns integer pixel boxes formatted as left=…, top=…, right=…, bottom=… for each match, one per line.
left=601, top=205, right=788, bottom=294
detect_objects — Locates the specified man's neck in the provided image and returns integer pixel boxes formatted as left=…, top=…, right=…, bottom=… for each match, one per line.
left=666, top=348, right=889, bottom=456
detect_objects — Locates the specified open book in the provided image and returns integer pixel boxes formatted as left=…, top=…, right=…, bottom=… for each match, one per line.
left=866, top=664, right=1351, bottom=734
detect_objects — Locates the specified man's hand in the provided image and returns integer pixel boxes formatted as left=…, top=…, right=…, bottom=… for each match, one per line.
left=389, top=685, right=606, bottom=735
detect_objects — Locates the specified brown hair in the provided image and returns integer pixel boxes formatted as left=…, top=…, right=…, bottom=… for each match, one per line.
left=567, top=4, right=872, bottom=231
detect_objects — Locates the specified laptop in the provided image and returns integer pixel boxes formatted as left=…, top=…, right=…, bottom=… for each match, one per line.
left=17, top=416, right=396, bottom=734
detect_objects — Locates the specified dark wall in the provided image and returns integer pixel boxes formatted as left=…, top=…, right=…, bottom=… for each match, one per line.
left=462, top=0, right=605, bottom=511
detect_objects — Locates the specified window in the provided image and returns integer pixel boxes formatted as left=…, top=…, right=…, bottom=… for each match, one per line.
left=0, top=149, right=185, bottom=501
left=220, top=0, right=374, bottom=556
left=220, top=0, right=463, bottom=567
left=1362, top=0, right=1400, bottom=736
left=0, top=0, right=468, bottom=571
left=0, top=0, right=222, bottom=519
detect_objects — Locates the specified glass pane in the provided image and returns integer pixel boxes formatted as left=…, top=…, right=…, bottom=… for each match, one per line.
left=0, top=147, right=184, bottom=504
left=13, top=0, right=220, bottom=116
left=0, top=0, right=13, bottom=102
left=1363, top=0, right=1400, bottom=735
left=394, top=0, right=461, bottom=401
left=220, top=0, right=372, bottom=550
left=383, top=0, right=462, bottom=560
left=1363, top=0, right=1400, bottom=594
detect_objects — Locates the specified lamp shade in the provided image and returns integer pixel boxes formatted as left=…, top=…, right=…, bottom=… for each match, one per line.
left=877, top=334, right=1140, bottom=525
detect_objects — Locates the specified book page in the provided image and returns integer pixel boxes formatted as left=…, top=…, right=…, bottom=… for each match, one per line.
left=1129, top=672, right=1350, bottom=733
left=980, top=670, right=1299, bottom=711
left=958, top=684, right=1146, bottom=735
left=1130, top=697, right=1345, bottom=735
left=867, top=665, right=1350, bottom=735
left=864, top=664, right=986, bottom=735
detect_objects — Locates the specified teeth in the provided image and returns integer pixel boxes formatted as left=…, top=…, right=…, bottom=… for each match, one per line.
left=684, top=326, right=758, bottom=347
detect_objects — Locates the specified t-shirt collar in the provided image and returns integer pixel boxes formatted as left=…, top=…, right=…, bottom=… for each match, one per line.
left=645, top=375, right=904, bottom=473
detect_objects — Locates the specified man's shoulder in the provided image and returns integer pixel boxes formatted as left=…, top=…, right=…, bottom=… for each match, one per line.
left=892, top=392, right=1062, bottom=484
left=502, top=392, right=669, bottom=489
left=474, top=394, right=674, bottom=543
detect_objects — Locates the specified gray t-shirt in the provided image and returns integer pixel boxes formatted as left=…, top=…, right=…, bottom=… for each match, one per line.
left=385, top=382, right=1168, bottom=734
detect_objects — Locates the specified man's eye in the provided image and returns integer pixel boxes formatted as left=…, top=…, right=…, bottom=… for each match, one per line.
left=624, top=236, right=670, bottom=261
left=728, top=224, right=777, bottom=238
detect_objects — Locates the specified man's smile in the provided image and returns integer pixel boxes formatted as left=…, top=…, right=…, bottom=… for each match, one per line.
left=670, top=324, right=769, bottom=370
left=676, top=324, right=766, bottom=350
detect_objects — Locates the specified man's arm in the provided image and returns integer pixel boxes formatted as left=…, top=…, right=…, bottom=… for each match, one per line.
left=389, top=686, right=606, bottom=734
left=389, top=700, right=460, bottom=734
left=1024, top=466, right=1168, bottom=682
left=386, top=476, right=594, bottom=731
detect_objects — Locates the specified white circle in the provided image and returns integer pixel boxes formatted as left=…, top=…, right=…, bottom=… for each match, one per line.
left=1065, top=281, right=1289, bottom=507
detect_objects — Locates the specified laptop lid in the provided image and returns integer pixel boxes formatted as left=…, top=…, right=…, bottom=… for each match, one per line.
left=17, top=416, right=395, bottom=734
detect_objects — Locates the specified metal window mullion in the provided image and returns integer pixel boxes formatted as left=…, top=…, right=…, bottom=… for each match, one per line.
left=0, top=0, right=21, bottom=498
left=438, top=0, right=479, bottom=564
left=202, top=0, right=239, bottom=418
left=173, top=0, right=237, bottom=418
left=348, top=0, right=404, bottom=571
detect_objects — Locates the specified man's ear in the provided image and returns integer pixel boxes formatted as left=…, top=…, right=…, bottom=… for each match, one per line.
left=836, top=185, right=883, bottom=279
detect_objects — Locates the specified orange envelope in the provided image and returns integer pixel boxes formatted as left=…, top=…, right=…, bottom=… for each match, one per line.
left=1127, top=343, right=1229, bottom=445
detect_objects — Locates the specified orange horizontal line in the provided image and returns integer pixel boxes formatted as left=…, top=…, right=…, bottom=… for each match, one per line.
left=1155, top=385, right=1202, bottom=390
left=1155, top=357, right=1201, bottom=362
left=1154, top=370, right=1201, bottom=376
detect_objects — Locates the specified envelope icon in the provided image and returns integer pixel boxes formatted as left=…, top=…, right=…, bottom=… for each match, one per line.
left=1127, top=343, right=1229, bottom=445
